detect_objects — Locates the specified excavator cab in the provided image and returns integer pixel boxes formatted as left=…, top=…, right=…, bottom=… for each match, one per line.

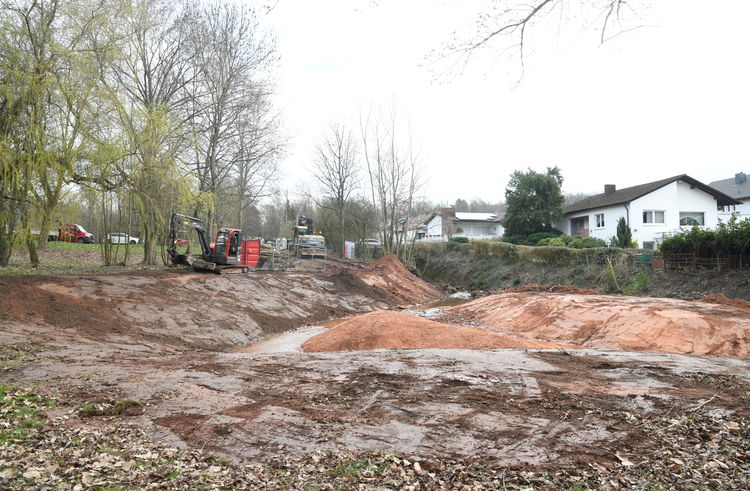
left=168, top=213, right=260, bottom=273
left=212, top=228, right=241, bottom=265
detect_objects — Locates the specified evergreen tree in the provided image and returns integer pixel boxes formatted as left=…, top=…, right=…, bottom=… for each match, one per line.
left=502, top=167, right=564, bottom=236
left=616, top=217, right=633, bottom=248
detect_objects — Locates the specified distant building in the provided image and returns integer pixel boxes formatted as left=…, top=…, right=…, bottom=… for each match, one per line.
left=708, top=172, right=750, bottom=218
left=417, top=208, right=504, bottom=242
left=556, top=175, right=741, bottom=250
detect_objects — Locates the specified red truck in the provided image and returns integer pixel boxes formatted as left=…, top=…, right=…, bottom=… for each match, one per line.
left=49, top=224, right=95, bottom=243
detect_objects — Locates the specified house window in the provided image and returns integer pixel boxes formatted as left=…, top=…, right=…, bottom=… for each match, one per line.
left=642, top=210, right=665, bottom=224
left=595, top=214, right=605, bottom=228
left=642, top=241, right=656, bottom=250
left=679, top=212, right=705, bottom=226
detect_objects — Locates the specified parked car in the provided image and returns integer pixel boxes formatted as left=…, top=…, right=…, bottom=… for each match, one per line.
left=106, top=233, right=139, bottom=245
left=364, top=239, right=382, bottom=247
left=49, top=224, right=95, bottom=243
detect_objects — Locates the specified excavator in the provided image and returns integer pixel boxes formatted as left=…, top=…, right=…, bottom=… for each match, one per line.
left=167, top=213, right=261, bottom=273
left=290, top=215, right=326, bottom=258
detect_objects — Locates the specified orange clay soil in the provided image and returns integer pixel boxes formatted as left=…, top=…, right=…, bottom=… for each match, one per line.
left=301, top=310, right=570, bottom=352
left=449, top=291, right=750, bottom=358
left=355, top=254, right=443, bottom=305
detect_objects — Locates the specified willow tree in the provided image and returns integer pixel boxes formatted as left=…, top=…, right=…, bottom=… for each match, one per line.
left=0, top=0, right=61, bottom=266
left=0, top=0, right=112, bottom=266
left=102, top=0, right=196, bottom=264
left=35, top=0, right=112, bottom=249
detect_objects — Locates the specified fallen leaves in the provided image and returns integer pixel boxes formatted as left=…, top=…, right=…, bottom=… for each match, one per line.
left=1, top=385, right=748, bottom=490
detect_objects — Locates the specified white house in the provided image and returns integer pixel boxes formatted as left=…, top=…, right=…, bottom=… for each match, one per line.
left=556, top=175, right=741, bottom=250
left=418, top=208, right=505, bottom=242
left=708, top=172, right=750, bottom=219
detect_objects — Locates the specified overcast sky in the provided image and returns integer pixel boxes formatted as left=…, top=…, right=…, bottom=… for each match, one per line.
left=263, top=0, right=750, bottom=204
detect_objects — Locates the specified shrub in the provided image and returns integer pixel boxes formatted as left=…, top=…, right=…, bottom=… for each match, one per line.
left=538, top=237, right=566, bottom=247
left=566, top=236, right=607, bottom=249
left=501, top=234, right=529, bottom=245
left=660, top=215, right=750, bottom=259
left=527, top=231, right=561, bottom=245
left=449, top=236, right=469, bottom=243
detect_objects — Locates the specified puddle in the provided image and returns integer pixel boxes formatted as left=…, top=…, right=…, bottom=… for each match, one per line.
left=233, top=326, right=328, bottom=353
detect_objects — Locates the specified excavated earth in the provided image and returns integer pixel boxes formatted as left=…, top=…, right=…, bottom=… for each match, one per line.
left=1, top=255, right=749, bottom=486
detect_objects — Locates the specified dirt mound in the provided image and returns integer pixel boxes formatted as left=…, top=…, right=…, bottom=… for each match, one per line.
left=701, top=293, right=750, bottom=310
left=301, top=310, right=569, bottom=352
left=502, top=284, right=601, bottom=295
left=356, top=254, right=442, bottom=305
left=449, top=292, right=750, bottom=358
left=0, top=270, right=394, bottom=351
left=325, top=270, right=394, bottom=305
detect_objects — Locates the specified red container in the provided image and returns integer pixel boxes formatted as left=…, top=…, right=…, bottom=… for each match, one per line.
left=240, top=239, right=261, bottom=268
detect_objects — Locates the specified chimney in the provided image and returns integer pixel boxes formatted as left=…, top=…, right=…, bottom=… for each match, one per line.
left=604, top=184, right=616, bottom=195
left=441, top=207, right=456, bottom=235
left=735, top=172, right=747, bottom=185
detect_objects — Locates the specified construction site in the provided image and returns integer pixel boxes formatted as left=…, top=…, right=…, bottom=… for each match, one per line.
left=1, top=253, right=748, bottom=489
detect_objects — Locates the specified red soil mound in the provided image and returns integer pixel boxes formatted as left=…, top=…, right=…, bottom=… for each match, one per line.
left=301, top=310, right=569, bottom=352
left=701, top=293, right=750, bottom=310
left=356, top=254, right=442, bottom=305
left=449, top=292, right=750, bottom=358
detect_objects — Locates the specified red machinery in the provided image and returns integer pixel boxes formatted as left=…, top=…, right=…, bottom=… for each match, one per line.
left=168, top=213, right=261, bottom=273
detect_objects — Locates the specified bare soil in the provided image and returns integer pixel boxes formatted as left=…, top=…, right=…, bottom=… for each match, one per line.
left=1, top=255, right=748, bottom=488
left=301, top=310, right=570, bottom=352
left=449, top=290, right=750, bottom=358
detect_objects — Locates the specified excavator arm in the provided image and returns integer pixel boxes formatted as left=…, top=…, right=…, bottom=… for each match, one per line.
left=168, top=213, right=211, bottom=266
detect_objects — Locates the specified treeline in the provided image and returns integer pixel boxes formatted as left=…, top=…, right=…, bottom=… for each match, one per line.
left=0, top=0, right=282, bottom=266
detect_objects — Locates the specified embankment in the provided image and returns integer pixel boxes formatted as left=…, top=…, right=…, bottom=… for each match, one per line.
left=414, top=241, right=750, bottom=300
left=0, top=255, right=441, bottom=352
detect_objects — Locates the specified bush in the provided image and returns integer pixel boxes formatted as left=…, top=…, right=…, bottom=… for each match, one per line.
left=538, top=237, right=566, bottom=247
left=567, top=236, right=608, bottom=249
left=501, top=234, right=529, bottom=245
left=527, top=231, right=561, bottom=245
left=449, top=236, right=469, bottom=243
left=660, top=215, right=750, bottom=258
left=502, top=229, right=562, bottom=246
left=536, top=234, right=607, bottom=249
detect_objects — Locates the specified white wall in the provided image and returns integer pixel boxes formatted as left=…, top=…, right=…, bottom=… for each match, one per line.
left=718, top=198, right=750, bottom=219
left=425, top=215, right=442, bottom=237
left=556, top=205, right=627, bottom=243
left=558, top=179, right=725, bottom=248
left=630, top=180, right=721, bottom=248
left=418, top=216, right=504, bottom=242
left=455, top=221, right=504, bottom=238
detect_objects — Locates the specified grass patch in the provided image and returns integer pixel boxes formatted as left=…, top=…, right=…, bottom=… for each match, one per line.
left=0, top=387, right=46, bottom=444
left=333, top=456, right=390, bottom=478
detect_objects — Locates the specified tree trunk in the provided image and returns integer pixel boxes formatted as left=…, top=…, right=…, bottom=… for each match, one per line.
left=37, top=213, right=52, bottom=250
left=0, top=238, right=11, bottom=267
left=339, top=212, right=345, bottom=257
left=27, top=235, right=39, bottom=267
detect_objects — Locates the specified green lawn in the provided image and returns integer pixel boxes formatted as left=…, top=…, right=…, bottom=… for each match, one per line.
left=2, top=241, right=171, bottom=276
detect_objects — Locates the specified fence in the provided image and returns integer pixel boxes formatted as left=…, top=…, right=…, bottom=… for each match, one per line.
left=634, top=251, right=746, bottom=270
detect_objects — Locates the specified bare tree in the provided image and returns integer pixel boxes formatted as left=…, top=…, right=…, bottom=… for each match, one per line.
left=231, top=96, right=283, bottom=232
left=435, top=0, right=648, bottom=76
left=359, top=106, right=422, bottom=263
left=311, top=124, right=359, bottom=255
left=184, top=1, right=279, bottom=232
